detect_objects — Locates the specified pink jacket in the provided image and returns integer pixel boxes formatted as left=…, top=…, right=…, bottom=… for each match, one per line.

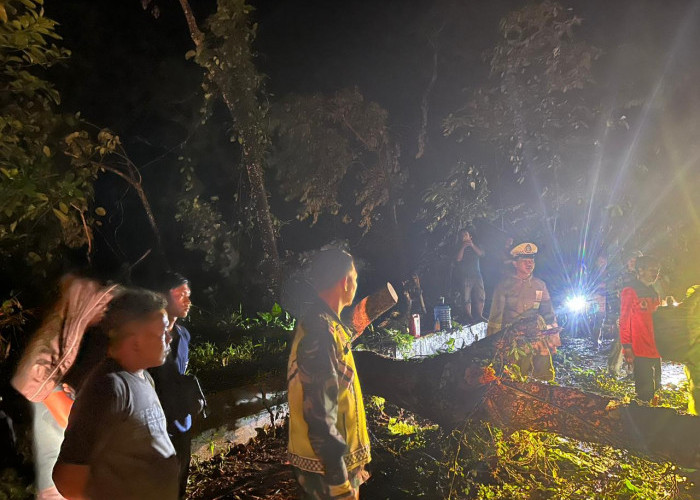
left=11, top=277, right=117, bottom=402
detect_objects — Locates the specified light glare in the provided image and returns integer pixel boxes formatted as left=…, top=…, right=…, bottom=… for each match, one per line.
left=566, top=295, right=587, bottom=313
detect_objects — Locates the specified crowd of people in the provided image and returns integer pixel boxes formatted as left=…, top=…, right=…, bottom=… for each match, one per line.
left=11, top=273, right=204, bottom=500
left=8, top=240, right=699, bottom=500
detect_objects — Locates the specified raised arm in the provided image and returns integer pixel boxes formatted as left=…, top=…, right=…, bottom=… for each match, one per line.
left=471, top=241, right=485, bottom=258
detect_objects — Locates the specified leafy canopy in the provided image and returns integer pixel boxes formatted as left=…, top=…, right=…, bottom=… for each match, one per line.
left=270, top=87, right=405, bottom=231
left=0, top=0, right=102, bottom=267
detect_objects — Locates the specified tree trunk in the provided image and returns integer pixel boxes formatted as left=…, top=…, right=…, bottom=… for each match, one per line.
left=354, top=327, right=700, bottom=469
left=176, top=0, right=281, bottom=291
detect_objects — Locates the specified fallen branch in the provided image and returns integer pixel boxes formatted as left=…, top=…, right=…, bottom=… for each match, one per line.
left=354, top=327, right=700, bottom=468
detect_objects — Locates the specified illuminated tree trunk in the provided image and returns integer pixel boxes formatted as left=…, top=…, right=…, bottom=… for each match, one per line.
left=354, top=327, right=700, bottom=469
left=176, top=0, right=281, bottom=290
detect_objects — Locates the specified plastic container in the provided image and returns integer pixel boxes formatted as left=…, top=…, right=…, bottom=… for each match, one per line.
left=433, top=297, right=451, bottom=331
left=409, top=314, right=421, bottom=337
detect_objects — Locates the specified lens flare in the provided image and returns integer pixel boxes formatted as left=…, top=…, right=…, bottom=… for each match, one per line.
left=565, top=295, right=587, bottom=314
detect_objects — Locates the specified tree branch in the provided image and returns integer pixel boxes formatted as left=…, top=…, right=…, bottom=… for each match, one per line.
left=98, top=162, right=165, bottom=260
left=177, top=0, right=204, bottom=46
left=416, top=35, right=440, bottom=159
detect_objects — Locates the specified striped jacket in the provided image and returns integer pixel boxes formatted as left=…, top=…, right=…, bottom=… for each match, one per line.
left=287, top=299, right=370, bottom=489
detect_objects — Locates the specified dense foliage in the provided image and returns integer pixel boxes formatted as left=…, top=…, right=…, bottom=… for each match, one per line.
left=271, top=87, right=405, bottom=231
left=0, top=0, right=99, bottom=268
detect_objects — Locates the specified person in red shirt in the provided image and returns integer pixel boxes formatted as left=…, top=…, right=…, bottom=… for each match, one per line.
left=620, top=256, right=662, bottom=402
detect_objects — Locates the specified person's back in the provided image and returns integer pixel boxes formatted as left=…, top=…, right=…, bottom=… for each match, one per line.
left=620, top=278, right=660, bottom=359
left=60, top=358, right=179, bottom=500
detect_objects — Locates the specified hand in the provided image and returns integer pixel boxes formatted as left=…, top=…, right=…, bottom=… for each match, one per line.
left=623, top=347, right=635, bottom=365
left=334, top=487, right=358, bottom=500
left=62, top=383, right=76, bottom=400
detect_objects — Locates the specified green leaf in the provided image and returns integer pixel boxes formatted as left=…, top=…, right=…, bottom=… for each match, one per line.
left=271, top=302, right=282, bottom=318
left=42, top=145, right=51, bottom=156
left=95, top=207, right=106, bottom=216
left=624, top=479, right=640, bottom=492
left=59, top=201, right=69, bottom=214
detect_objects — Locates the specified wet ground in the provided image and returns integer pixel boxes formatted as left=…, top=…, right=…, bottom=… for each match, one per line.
left=560, top=336, right=688, bottom=389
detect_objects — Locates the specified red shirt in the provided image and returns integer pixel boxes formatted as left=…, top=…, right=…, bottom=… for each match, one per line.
left=619, top=281, right=661, bottom=358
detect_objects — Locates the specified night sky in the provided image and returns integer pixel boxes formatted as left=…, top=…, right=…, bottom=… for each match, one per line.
left=37, top=0, right=700, bottom=304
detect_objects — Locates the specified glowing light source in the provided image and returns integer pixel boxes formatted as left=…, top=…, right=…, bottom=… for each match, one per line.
left=565, top=295, right=587, bottom=314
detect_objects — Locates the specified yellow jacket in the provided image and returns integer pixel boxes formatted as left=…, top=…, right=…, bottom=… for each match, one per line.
left=287, top=300, right=371, bottom=488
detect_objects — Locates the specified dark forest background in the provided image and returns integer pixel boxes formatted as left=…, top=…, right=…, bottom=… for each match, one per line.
left=2, top=0, right=700, bottom=336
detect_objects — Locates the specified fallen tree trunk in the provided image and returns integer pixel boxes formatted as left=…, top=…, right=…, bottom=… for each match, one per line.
left=354, top=325, right=700, bottom=469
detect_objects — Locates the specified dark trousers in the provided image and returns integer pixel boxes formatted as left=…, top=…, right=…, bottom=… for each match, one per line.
left=170, top=430, right=192, bottom=499
left=634, top=356, right=661, bottom=402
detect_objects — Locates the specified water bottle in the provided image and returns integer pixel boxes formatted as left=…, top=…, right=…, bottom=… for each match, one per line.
left=433, top=297, right=451, bottom=331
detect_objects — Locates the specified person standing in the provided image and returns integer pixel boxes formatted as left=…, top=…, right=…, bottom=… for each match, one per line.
left=607, top=250, right=644, bottom=376
left=487, top=243, right=559, bottom=381
left=681, top=286, right=700, bottom=414
left=53, top=288, right=179, bottom=500
left=287, top=249, right=371, bottom=499
left=620, top=256, right=662, bottom=402
left=11, top=275, right=117, bottom=500
left=148, top=272, right=204, bottom=499
left=454, top=230, right=486, bottom=324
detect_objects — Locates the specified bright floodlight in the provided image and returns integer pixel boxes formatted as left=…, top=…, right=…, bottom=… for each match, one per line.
left=565, top=295, right=587, bottom=313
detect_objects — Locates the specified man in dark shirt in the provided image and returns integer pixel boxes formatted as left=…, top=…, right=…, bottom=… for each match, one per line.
left=148, top=272, right=202, bottom=498
left=53, top=288, right=179, bottom=500
left=454, top=230, right=486, bottom=324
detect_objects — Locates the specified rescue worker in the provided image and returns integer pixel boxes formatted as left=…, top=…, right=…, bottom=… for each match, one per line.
left=487, top=242, right=559, bottom=381
left=620, top=256, right=662, bottom=402
left=287, top=248, right=371, bottom=499
left=683, top=286, right=700, bottom=414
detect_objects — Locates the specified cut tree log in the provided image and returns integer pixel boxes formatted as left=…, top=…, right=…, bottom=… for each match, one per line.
left=353, top=319, right=700, bottom=469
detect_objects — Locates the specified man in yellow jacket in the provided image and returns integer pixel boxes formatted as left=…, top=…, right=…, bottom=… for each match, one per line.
left=288, top=248, right=371, bottom=499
